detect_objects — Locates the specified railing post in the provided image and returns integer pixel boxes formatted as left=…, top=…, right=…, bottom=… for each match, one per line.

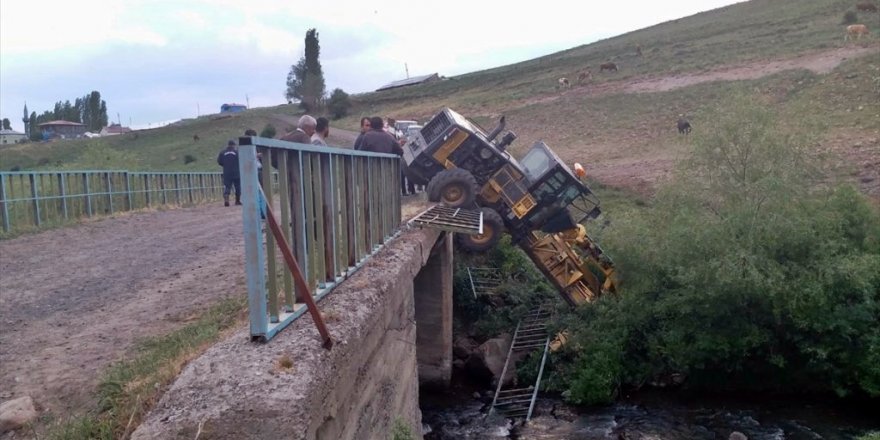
left=145, top=174, right=152, bottom=207
left=240, top=145, right=268, bottom=339
left=83, top=173, right=92, bottom=217
left=277, top=151, right=294, bottom=310
left=0, top=174, right=9, bottom=233
left=125, top=172, right=132, bottom=210
left=105, top=172, right=113, bottom=214
left=320, top=153, right=336, bottom=282
left=30, top=173, right=41, bottom=227
left=174, top=174, right=181, bottom=204
left=262, top=148, right=279, bottom=322
left=187, top=174, right=194, bottom=204
left=160, top=174, right=167, bottom=205
left=58, top=173, right=68, bottom=220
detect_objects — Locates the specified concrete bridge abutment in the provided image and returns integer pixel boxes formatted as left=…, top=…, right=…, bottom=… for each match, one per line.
left=414, top=232, right=454, bottom=388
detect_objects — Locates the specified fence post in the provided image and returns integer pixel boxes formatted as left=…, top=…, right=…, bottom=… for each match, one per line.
left=58, top=173, right=68, bottom=220
left=187, top=174, right=194, bottom=204
left=277, top=151, right=294, bottom=310
left=30, top=173, right=41, bottom=227
left=174, top=174, right=181, bottom=204
left=160, top=174, right=167, bottom=204
left=240, top=145, right=268, bottom=339
left=145, top=174, right=152, bottom=207
left=105, top=172, right=113, bottom=214
left=0, top=174, right=9, bottom=233
left=262, top=148, right=278, bottom=322
left=125, top=172, right=132, bottom=210
left=83, top=173, right=92, bottom=217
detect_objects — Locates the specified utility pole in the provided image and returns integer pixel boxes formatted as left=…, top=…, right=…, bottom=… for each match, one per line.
left=405, top=63, right=410, bottom=79
left=117, top=112, right=121, bottom=126
left=197, top=103, right=200, bottom=117
left=246, top=94, right=250, bottom=108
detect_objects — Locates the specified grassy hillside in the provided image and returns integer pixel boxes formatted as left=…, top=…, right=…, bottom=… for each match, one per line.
left=2, top=0, right=877, bottom=196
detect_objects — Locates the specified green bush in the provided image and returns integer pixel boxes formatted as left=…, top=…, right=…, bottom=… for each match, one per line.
left=390, top=418, right=414, bottom=440
left=557, top=93, right=880, bottom=403
left=841, top=10, right=858, bottom=25
left=183, top=154, right=196, bottom=164
left=260, top=123, right=277, bottom=139
left=327, top=88, right=352, bottom=120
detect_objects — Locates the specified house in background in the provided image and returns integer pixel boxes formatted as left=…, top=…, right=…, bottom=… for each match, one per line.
left=376, top=73, right=440, bottom=92
left=38, top=120, right=86, bottom=139
left=100, top=123, right=132, bottom=136
left=0, top=129, right=27, bottom=145
left=220, top=103, right=247, bottom=113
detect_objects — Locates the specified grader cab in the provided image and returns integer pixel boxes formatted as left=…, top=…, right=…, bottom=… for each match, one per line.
left=402, top=108, right=616, bottom=306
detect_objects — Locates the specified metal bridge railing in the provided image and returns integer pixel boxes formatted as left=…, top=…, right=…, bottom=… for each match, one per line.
left=239, top=136, right=402, bottom=342
left=0, top=170, right=225, bottom=234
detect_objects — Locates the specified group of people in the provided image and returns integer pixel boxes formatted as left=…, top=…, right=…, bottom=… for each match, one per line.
left=217, top=114, right=416, bottom=208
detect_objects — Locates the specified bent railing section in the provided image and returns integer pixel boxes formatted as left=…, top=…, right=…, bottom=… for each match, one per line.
left=0, top=170, right=224, bottom=234
left=239, top=137, right=402, bottom=342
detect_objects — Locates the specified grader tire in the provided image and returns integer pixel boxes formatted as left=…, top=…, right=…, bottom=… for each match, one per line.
left=457, top=208, right=504, bottom=253
left=427, top=169, right=479, bottom=208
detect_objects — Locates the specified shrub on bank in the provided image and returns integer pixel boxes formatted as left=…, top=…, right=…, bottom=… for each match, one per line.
left=557, top=94, right=880, bottom=404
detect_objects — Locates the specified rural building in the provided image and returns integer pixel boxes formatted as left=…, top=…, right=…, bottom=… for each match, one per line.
left=100, top=123, right=132, bottom=136
left=376, top=73, right=440, bottom=91
left=38, top=120, right=86, bottom=139
left=0, top=129, right=27, bottom=145
left=220, top=103, right=247, bottom=113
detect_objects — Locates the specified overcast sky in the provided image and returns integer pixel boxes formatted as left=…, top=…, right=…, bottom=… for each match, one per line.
left=1, top=0, right=742, bottom=131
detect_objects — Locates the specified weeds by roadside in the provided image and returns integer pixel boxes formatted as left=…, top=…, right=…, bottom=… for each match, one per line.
left=38, top=297, right=246, bottom=440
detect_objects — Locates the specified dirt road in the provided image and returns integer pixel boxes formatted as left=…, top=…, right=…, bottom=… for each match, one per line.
left=0, top=205, right=246, bottom=416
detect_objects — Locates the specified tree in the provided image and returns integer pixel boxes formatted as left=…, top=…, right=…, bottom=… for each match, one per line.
left=327, top=88, right=352, bottom=120
left=28, top=112, right=38, bottom=141
left=285, top=28, right=326, bottom=111
left=260, top=123, right=277, bottom=138
left=1, top=118, right=10, bottom=130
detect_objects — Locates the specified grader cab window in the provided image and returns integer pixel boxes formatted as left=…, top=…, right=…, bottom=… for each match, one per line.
left=520, top=146, right=554, bottom=183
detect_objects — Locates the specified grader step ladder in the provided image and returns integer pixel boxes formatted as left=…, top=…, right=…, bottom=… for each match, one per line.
left=489, top=306, right=552, bottom=421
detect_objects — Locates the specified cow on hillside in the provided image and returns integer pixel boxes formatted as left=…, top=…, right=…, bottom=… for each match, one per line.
left=599, top=62, right=619, bottom=73
left=558, top=77, right=571, bottom=89
left=845, top=24, right=870, bottom=41
left=856, top=2, right=877, bottom=12
left=677, top=117, right=692, bottom=135
left=577, top=70, right=593, bottom=84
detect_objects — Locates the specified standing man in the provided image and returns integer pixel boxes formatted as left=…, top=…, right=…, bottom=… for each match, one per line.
left=312, top=117, right=330, bottom=146
left=280, top=115, right=316, bottom=144
left=360, top=116, right=403, bottom=155
left=353, top=117, right=371, bottom=150
left=217, top=139, right=241, bottom=207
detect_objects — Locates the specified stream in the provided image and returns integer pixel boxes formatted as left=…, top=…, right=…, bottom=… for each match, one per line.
left=420, top=387, right=879, bottom=439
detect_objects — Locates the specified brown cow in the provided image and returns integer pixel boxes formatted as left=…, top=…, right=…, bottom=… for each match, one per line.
left=636, top=44, right=643, bottom=57
left=845, top=24, right=870, bottom=41
left=599, top=62, right=618, bottom=72
left=856, top=2, right=878, bottom=12
left=558, top=77, right=571, bottom=88
left=193, top=134, right=200, bottom=142
left=577, top=70, right=593, bottom=84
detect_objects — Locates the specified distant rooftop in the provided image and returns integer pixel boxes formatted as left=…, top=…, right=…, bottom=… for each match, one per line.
left=38, top=120, right=84, bottom=127
left=376, top=73, right=440, bottom=91
left=0, top=129, right=25, bottom=135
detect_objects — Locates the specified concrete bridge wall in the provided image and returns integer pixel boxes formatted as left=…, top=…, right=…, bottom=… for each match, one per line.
left=133, top=228, right=452, bottom=440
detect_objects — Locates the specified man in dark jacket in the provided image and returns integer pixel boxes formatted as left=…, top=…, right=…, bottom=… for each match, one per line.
left=360, top=117, right=403, bottom=155
left=353, top=117, right=371, bottom=150
left=217, top=140, right=241, bottom=206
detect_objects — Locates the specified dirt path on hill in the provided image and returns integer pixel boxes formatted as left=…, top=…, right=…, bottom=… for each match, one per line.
left=0, top=205, right=247, bottom=418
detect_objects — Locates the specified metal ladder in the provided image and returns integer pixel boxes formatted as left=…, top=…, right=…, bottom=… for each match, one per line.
left=488, top=307, right=551, bottom=421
